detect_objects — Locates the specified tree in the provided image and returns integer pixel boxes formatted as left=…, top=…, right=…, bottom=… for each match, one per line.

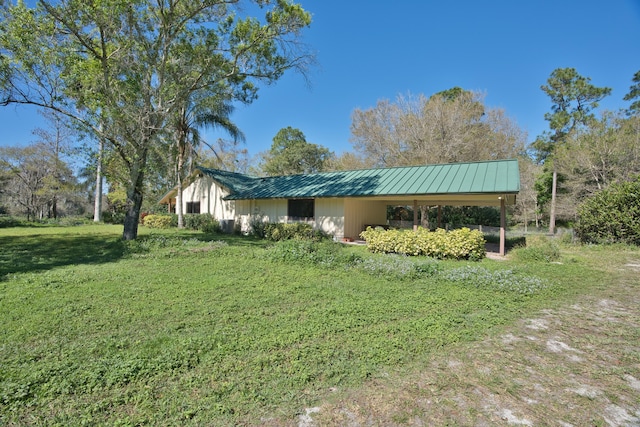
left=534, top=68, right=611, bottom=234
left=1, top=0, right=312, bottom=239
left=172, top=94, right=244, bottom=228
left=197, top=139, right=251, bottom=173
left=557, top=111, right=640, bottom=195
left=259, top=127, right=333, bottom=175
left=624, top=70, right=640, bottom=116
left=0, top=143, right=78, bottom=220
left=326, top=151, right=376, bottom=171
left=513, top=156, right=542, bottom=230
left=31, top=110, right=79, bottom=219
left=350, top=90, right=525, bottom=167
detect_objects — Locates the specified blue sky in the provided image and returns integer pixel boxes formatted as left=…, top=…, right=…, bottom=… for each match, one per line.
left=1, top=0, right=639, bottom=160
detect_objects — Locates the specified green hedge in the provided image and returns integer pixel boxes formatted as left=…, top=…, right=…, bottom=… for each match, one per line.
left=251, top=221, right=328, bottom=242
left=359, top=226, right=486, bottom=260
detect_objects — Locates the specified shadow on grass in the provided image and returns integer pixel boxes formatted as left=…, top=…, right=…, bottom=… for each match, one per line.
left=0, top=227, right=268, bottom=279
left=0, top=233, right=128, bottom=278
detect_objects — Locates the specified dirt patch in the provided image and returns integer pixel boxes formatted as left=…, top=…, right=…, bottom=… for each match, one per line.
left=299, top=263, right=640, bottom=426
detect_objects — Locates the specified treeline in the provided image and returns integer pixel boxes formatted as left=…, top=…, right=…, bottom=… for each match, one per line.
left=256, top=75, right=640, bottom=232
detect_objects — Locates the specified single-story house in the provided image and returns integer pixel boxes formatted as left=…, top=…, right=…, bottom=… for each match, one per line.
left=159, top=159, right=520, bottom=255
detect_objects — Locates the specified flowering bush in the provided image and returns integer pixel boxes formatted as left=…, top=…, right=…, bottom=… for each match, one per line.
left=143, top=214, right=173, bottom=229
left=360, top=226, right=486, bottom=260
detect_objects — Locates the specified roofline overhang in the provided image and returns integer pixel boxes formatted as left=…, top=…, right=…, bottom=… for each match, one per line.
left=225, top=192, right=517, bottom=206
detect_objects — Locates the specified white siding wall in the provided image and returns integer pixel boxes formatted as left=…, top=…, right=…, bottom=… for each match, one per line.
left=343, top=198, right=387, bottom=239
left=181, top=176, right=235, bottom=219
left=234, top=200, right=253, bottom=233
left=180, top=178, right=385, bottom=239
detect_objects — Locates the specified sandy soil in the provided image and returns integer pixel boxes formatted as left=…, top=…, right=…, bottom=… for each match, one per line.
left=296, top=260, right=640, bottom=426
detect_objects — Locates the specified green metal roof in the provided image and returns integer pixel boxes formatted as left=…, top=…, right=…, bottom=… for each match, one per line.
left=196, top=167, right=258, bottom=194
left=197, top=159, right=519, bottom=201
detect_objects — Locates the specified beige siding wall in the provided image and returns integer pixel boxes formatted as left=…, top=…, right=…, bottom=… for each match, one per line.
left=233, top=198, right=347, bottom=239
left=343, top=198, right=387, bottom=239
left=251, top=199, right=288, bottom=223
left=315, top=198, right=345, bottom=239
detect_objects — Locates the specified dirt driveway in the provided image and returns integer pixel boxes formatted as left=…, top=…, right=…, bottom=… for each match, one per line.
left=299, top=260, right=640, bottom=426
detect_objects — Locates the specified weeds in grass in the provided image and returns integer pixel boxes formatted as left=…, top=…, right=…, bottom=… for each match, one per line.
left=265, top=239, right=442, bottom=279
left=354, top=255, right=441, bottom=280
left=511, top=234, right=561, bottom=262
left=443, top=265, right=551, bottom=295
left=0, top=225, right=624, bottom=426
left=264, top=239, right=359, bottom=268
left=123, top=235, right=228, bottom=257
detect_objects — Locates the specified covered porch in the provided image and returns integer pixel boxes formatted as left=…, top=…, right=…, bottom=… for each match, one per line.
left=343, top=192, right=516, bottom=256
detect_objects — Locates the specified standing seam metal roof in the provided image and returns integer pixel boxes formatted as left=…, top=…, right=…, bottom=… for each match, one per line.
left=197, top=159, right=520, bottom=200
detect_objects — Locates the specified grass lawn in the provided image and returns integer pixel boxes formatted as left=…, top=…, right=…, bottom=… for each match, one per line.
left=0, top=224, right=637, bottom=426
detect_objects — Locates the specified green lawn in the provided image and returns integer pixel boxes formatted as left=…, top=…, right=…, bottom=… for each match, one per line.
left=0, top=225, right=618, bottom=425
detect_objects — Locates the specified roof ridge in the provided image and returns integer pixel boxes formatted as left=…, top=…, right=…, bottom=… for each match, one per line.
left=251, top=158, right=520, bottom=179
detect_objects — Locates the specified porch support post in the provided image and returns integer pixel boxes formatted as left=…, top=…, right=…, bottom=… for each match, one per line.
left=413, top=200, right=418, bottom=231
left=500, top=196, right=506, bottom=256
left=437, top=205, right=442, bottom=229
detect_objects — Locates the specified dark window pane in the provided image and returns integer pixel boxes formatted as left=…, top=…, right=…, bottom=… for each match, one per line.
left=288, top=199, right=314, bottom=220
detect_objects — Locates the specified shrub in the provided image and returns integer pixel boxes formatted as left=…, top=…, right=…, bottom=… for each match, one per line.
left=510, top=235, right=560, bottom=262
left=359, top=226, right=486, bottom=260
left=102, top=211, right=125, bottom=225
left=574, top=176, right=640, bottom=245
left=265, top=239, right=349, bottom=267
left=0, top=216, right=26, bottom=228
left=143, top=214, right=173, bottom=229
left=183, top=214, right=221, bottom=233
left=251, top=221, right=328, bottom=242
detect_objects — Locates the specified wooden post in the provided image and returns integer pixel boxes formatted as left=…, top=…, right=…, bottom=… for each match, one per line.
left=500, top=197, right=506, bottom=256
left=437, top=205, right=442, bottom=229
left=413, top=200, right=418, bottom=231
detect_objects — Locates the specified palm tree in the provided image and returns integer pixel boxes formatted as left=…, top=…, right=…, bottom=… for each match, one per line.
left=172, top=95, right=245, bottom=229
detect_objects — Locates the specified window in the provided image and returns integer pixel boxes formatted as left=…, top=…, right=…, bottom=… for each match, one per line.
left=186, top=201, right=201, bottom=214
left=288, top=199, right=314, bottom=220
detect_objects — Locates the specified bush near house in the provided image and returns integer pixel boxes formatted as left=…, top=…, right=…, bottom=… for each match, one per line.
left=251, top=221, right=328, bottom=241
left=143, top=213, right=222, bottom=233
left=183, top=213, right=221, bottom=233
left=142, top=214, right=173, bottom=229
left=360, top=226, right=486, bottom=260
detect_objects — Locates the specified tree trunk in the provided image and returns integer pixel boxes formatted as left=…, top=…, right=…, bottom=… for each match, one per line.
left=123, top=186, right=143, bottom=240
left=419, top=205, right=430, bottom=229
left=549, top=168, right=557, bottom=234
left=93, top=136, right=104, bottom=222
left=122, top=167, right=145, bottom=241
left=176, top=126, right=186, bottom=229
left=176, top=168, right=184, bottom=229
